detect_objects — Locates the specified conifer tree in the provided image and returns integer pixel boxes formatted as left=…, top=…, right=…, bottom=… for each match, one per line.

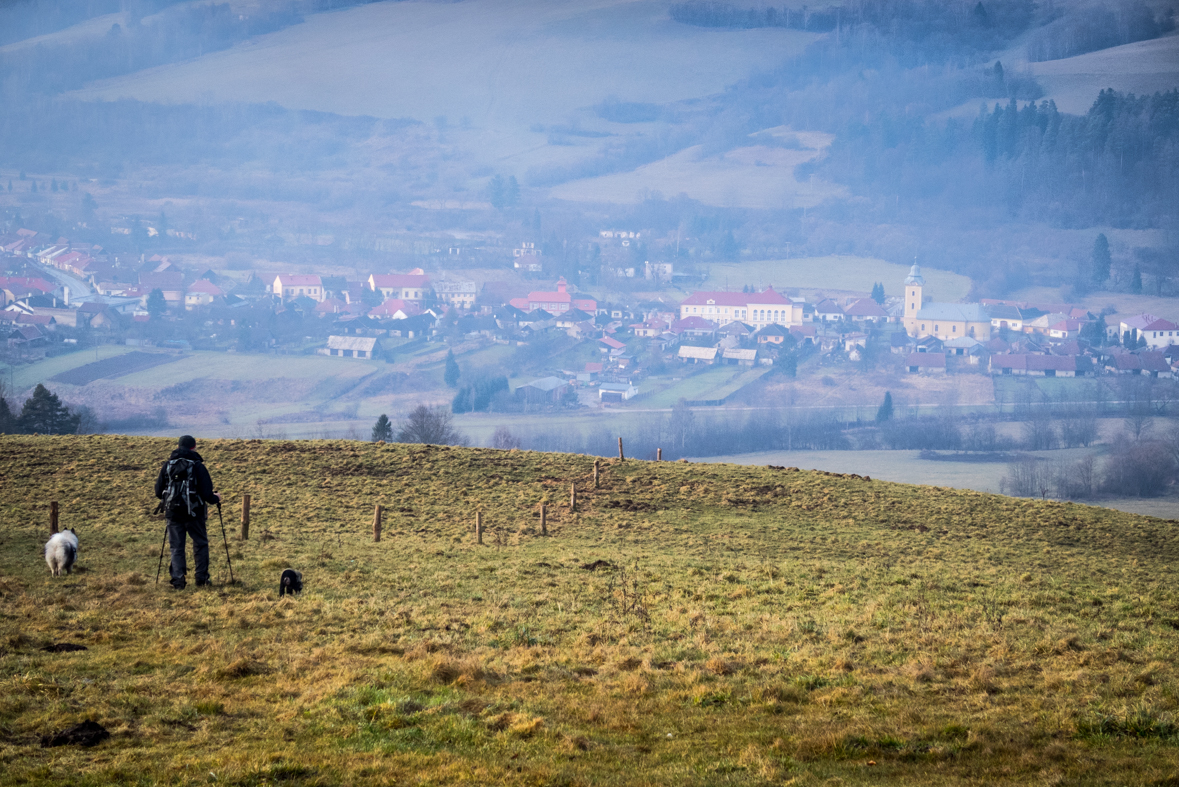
left=147, top=288, right=167, bottom=319
left=0, top=390, right=13, bottom=433
left=371, top=414, right=393, bottom=442
left=1132, top=265, right=1143, bottom=294
left=1091, top=233, right=1111, bottom=284
left=17, top=384, right=80, bottom=435
left=876, top=391, right=894, bottom=422
left=443, top=350, right=461, bottom=388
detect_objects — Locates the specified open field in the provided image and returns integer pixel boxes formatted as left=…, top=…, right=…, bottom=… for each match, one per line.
left=702, top=256, right=973, bottom=301
left=549, top=133, right=844, bottom=209
left=68, top=0, right=817, bottom=169
left=703, top=444, right=1179, bottom=520
left=636, top=366, right=772, bottom=409
left=1030, top=34, right=1179, bottom=115
left=50, top=351, right=188, bottom=387
left=1, top=435, right=1177, bottom=785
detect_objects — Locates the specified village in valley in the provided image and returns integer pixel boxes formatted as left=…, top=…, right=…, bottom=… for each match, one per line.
left=3, top=216, right=1176, bottom=428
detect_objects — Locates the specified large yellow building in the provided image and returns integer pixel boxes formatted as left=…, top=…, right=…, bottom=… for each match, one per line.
left=902, top=264, right=991, bottom=341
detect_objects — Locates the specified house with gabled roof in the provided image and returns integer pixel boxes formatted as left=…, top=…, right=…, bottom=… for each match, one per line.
left=1120, top=313, right=1179, bottom=349
left=814, top=299, right=844, bottom=322
left=755, top=323, right=789, bottom=344
left=185, top=279, right=223, bottom=309
left=906, top=352, right=946, bottom=374
left=273, top=274, right=325, bottom=302
left=843, top=297, right=889, bottom=323
left=369, top=269, right=431, bottom=302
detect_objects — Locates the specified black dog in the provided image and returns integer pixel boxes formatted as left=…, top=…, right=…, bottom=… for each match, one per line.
left=279, top=569, right=303, bottom=597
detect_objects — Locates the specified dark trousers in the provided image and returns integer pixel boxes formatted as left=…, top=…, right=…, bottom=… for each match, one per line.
left=167, top=514, right=209, bottom=588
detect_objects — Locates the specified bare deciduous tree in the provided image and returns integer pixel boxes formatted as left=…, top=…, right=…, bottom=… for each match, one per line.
left=397, top=405, right=466, bottom=446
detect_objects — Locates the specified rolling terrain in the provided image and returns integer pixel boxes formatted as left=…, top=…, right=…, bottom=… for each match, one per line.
left=0, top=435, right=1176, bottom=785
left=68, top=0, right=817, bottom=174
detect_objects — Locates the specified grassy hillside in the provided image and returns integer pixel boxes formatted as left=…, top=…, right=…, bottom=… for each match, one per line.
left=68, top=0, right=815, bottom=168
left=702, top=255, right=973, bottom=301
left=1, top=435, right=1177, bottom=785
left=1029, top=34, right=1179, bottom=115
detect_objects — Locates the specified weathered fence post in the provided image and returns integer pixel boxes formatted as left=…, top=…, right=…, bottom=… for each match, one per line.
left=593, top=459, right=600, bottom=489
left=372, top=504, right=382, bottom=543
left=540, top=502, right=547, bottom=535
left=50, top=501, right=58, bottom=535
left=657, top=448, right=662, bottom=461
left=241, top=494, right=251, bottom=540
left=570, top=483, right=577, bottom=512
left=618, top=437, right=625, bottom=461
left=476, top=511, right=483, bottom=545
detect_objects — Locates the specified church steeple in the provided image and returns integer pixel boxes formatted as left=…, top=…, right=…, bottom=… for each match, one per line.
left=903, top=262, right=925, bottom=336
left=904, top=263, right=925, bottom=286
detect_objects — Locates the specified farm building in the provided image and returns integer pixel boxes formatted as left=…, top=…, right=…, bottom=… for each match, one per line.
left=515, top=376, right=568, bottom=405
left=321, top=335, right=379, bottom=359
left=679, top=345, right=718, bottom=364
left=906, top=352, right=946, bottom=374
left=989, top=354, right=1094, bottom=377
left=599, top=382, right=639, bottom=402
left=722, top=348, right=757, bottom=366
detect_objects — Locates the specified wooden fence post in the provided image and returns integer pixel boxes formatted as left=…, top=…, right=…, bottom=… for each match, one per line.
left=657, top=448, right=662, bottom=461
left=241, top=494, right=251, bottom=540
left=476, top=511, right=483, bottom=545
left=372, top=504, right=382, bottom=543
left=618, top=437, right=625, bottom=461
left=540, top=502, right=547, bottom=535
left=570, top=483, right=577, bottom=512
left=593, top=459, right=600, bottom=489
left=50, top=501, right=58, bottom=535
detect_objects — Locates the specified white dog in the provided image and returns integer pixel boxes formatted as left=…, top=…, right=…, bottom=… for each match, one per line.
left=44, top=529, right=79, bottom=576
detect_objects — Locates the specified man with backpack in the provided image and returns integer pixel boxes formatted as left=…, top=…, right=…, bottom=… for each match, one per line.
left=154, top=435, right=221, bottom=590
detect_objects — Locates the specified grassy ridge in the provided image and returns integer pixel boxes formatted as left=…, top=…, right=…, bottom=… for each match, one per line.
left=1, top=435, right=1177, bottom=785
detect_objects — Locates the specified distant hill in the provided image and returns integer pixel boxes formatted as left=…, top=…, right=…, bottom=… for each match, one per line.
left=1, top=434, right=1177, bottom=785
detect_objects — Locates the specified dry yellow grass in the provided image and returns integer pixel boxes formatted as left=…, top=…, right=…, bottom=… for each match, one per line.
left=1, top=435, right=1177, bottom=785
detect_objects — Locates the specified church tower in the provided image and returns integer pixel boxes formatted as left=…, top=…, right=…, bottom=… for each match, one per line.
left=903, top=263, right=925, bottom=336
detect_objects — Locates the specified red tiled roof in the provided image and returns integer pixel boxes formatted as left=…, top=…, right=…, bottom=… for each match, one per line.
left=843, top=298, right=889, bottom=318
left=186, top=280, right=223, bottom=296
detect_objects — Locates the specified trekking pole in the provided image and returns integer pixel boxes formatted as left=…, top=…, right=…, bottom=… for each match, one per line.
left=215, top=501, right=235, bottom=584
left=155, top=523, right=168, bottom=585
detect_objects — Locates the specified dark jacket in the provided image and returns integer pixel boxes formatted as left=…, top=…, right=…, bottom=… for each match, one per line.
left=155, top=447, right=218, bottom=517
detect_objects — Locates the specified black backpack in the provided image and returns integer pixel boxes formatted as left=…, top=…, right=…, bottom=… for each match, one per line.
left=164, top=458, right=203, bottom=517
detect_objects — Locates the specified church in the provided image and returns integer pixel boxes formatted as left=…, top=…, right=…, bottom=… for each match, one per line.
left=902, top=264, right=991, bottom=341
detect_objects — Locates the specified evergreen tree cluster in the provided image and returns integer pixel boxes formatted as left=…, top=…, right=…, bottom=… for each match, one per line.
left=0, top=383, right=80, bottom=435
left=451, top=376, right=509, bottom=414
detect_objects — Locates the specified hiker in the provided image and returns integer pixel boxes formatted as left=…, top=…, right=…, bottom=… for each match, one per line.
left=155, top=435, right=221, bottom=589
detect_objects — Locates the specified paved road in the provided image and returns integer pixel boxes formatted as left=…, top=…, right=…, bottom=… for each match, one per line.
left=34, top=261, right=94, bottom=302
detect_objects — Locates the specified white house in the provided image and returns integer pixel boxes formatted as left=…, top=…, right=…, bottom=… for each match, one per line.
left=273, top=274, right=325, bottom=302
